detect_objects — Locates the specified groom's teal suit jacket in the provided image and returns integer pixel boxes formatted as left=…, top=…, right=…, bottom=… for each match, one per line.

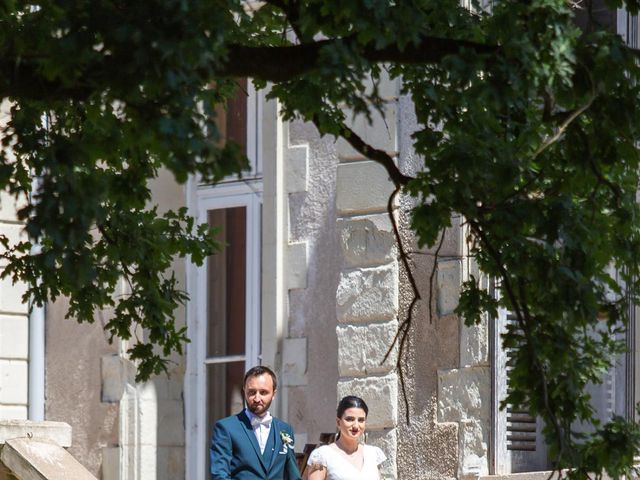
left=210, top=411, right=302, bottom=480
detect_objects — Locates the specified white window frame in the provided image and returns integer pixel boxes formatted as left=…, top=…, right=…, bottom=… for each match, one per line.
left=186, top=181, right=262, bottom=480
left=185, top=84, right=263, bottom=480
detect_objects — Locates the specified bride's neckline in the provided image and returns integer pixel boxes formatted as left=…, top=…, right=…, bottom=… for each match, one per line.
left=330, top=442, right=365, bottom=472
left=335, top=438, right=359, bottom=455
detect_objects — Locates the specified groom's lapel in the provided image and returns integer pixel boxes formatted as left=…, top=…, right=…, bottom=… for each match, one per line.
left=237, top=411, right=268, bottom=473
left=267, top=418, right=283, bottom=472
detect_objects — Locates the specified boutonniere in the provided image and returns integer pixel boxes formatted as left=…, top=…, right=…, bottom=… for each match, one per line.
left=279, top=431, right=294, bottom=454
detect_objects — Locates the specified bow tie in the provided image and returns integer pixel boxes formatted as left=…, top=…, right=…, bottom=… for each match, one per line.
left=250, top=414, right=272, bottom=428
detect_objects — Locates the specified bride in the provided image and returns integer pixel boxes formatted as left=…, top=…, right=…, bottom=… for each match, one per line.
left=306, top=396, right=386, bottom=480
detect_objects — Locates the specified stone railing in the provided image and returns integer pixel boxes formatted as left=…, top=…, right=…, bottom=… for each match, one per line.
left=0, top=420, right=96, bottom=480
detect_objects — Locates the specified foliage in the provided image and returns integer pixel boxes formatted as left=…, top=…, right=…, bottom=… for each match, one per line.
left=1, top=0, right=640, bottom=476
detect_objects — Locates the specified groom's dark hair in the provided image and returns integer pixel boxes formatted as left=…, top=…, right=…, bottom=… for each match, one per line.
left=243, top=365, right=278, bottom=391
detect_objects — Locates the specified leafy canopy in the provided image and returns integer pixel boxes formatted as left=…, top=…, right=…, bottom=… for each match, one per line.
left=1, top=0, right=640, bottom=476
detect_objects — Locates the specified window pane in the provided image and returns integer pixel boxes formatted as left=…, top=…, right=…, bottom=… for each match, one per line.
left=207, top=207, right=246, bottom=357
left=214, top=78, right=248, bottom=153
left=206, top=361, right=245, bottom=425
left=226, top=78, right=248, bottom=152
left=206, top=361, right=245, bottom=473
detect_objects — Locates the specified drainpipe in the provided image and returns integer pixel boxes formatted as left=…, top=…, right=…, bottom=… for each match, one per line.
left=28, top=293, right=45, bottom=421
left=27, top=138, right=45, bottom=421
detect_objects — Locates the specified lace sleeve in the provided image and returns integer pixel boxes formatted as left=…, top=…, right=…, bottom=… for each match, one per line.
left=373, top=446, right=387, bottom=465
left=307, top=447, right=327, bottom=467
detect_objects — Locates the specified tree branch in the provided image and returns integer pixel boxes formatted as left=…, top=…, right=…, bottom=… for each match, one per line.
left=0, top=60, right=93, bottom=101
left=0, top=34, right=496, bottom=101
left=382, top=186, right=420, bottom=423
left=221, top=35, right=497, bottom=81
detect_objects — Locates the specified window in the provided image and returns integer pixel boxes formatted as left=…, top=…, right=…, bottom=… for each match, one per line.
left=491, top=277, right=635, bottom=474
left=206, top=206, right=249, bottom=427
left=186, top=79, right=262, bottom=480
left=491, top=305, right=550, bottom=474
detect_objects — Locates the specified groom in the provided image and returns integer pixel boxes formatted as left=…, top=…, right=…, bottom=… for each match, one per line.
left=210, top=366, right=302, bottom=480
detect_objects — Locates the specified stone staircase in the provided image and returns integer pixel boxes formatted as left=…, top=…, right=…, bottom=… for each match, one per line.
left=0, top=420, right=96, bottom=480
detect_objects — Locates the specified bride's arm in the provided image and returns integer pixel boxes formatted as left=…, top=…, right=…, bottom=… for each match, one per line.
left=306, top=464, right=327, bottom=480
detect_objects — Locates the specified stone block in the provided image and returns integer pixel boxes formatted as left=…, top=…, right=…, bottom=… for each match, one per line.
left=135, top=391, right=158, bottom=447
left=418, top=216, right=464, bottom=258
left=138, top=445, right=158, bottom=478
left=437, top=259, right=461, bottom=317
left=337, top=374, right=397, bottom=429
left=0, top=277, right=27, bottom=315
left=0, top=406, right=27, bottom=421
left=137, top=379, right=159, bottom=402
left=101, top=355, right=136, bottom=403
left=437, top=366, right=490, bottom=424
left=0, top=192, right=26, bottom=223
left=282, top=337, right=307, bottom=386
left=336, top=264, right=398, bottom=323
left=156, top=446, right=185, bottom=480
left=0, top=224, right=26, bottom=267
left=459, top=419, right=489, bottom=478
left=336, top=103, right=398, bottom=160
left=287, top=242, right=308, bottom=290
left=286, top=144, right=309, bottom=194
left=0, top=360, right=27, bottom=405
left=338, top=214, right=397, bottom=268
left=152, top=374, right=185, bottom=402
left=101, top=447, right=119, bottom=480
left=337, top=321, right=398, bottom=376
left=460, top=320, right=489, bottom=368
left=363, top=68, right=400, bottom=101
left=0, top=461, right=15, bottom=480
left=155, top=400, right=185, bottom=447
left=1, top=437, right=97, bottom=480
left=0, top=420, right=72, bottom=447
left=367, top=428, right=397, bottom=479
left=336, top=161, right=396, bottom=215
left=0, top=315, right=28, bottom=360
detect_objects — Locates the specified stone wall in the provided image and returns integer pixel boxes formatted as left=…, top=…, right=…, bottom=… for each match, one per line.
left=46, top=168, right=188, bottom=479
left=0, top=102, right=29, bottom=421
left=393, top=94, right=491, bottom=480
left=45, top=296, right=119, bottom=477
left=333, top=73, right=401, bottom=479
left=0, top=193, right=28, bottom=422
left=284, top=119, right=341, bottom=446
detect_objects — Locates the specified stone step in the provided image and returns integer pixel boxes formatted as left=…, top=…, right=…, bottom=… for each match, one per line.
left=1, top=437, right=97, bottom=480
left=0, top=420, right=71, bottom=448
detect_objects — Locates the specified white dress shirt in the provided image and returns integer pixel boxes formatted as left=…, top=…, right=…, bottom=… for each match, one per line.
left=245, top=408, right=272, bottom=454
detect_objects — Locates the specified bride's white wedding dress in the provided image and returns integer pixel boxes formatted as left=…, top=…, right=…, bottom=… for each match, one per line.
left=307, top=444, right=386, bottom=480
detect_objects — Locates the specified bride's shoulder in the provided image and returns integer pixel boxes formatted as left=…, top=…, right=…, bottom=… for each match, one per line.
left=364, top=444, right=387, bottom=464
left=307, top=444, right=335, bottom=465
left=311, top=444, right=333, bottom=456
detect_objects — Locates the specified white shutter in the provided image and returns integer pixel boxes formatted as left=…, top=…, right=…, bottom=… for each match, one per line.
left=618, top=7, right=639, bottom=48
left=575, top=266, right=630, bottom=434
left=572, top=322, right=628, bottom=437
left=493, top=309, right=550, bottom=474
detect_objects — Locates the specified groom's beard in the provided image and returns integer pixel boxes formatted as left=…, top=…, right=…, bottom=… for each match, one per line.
left=247, top=398, right=272, bottom=416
